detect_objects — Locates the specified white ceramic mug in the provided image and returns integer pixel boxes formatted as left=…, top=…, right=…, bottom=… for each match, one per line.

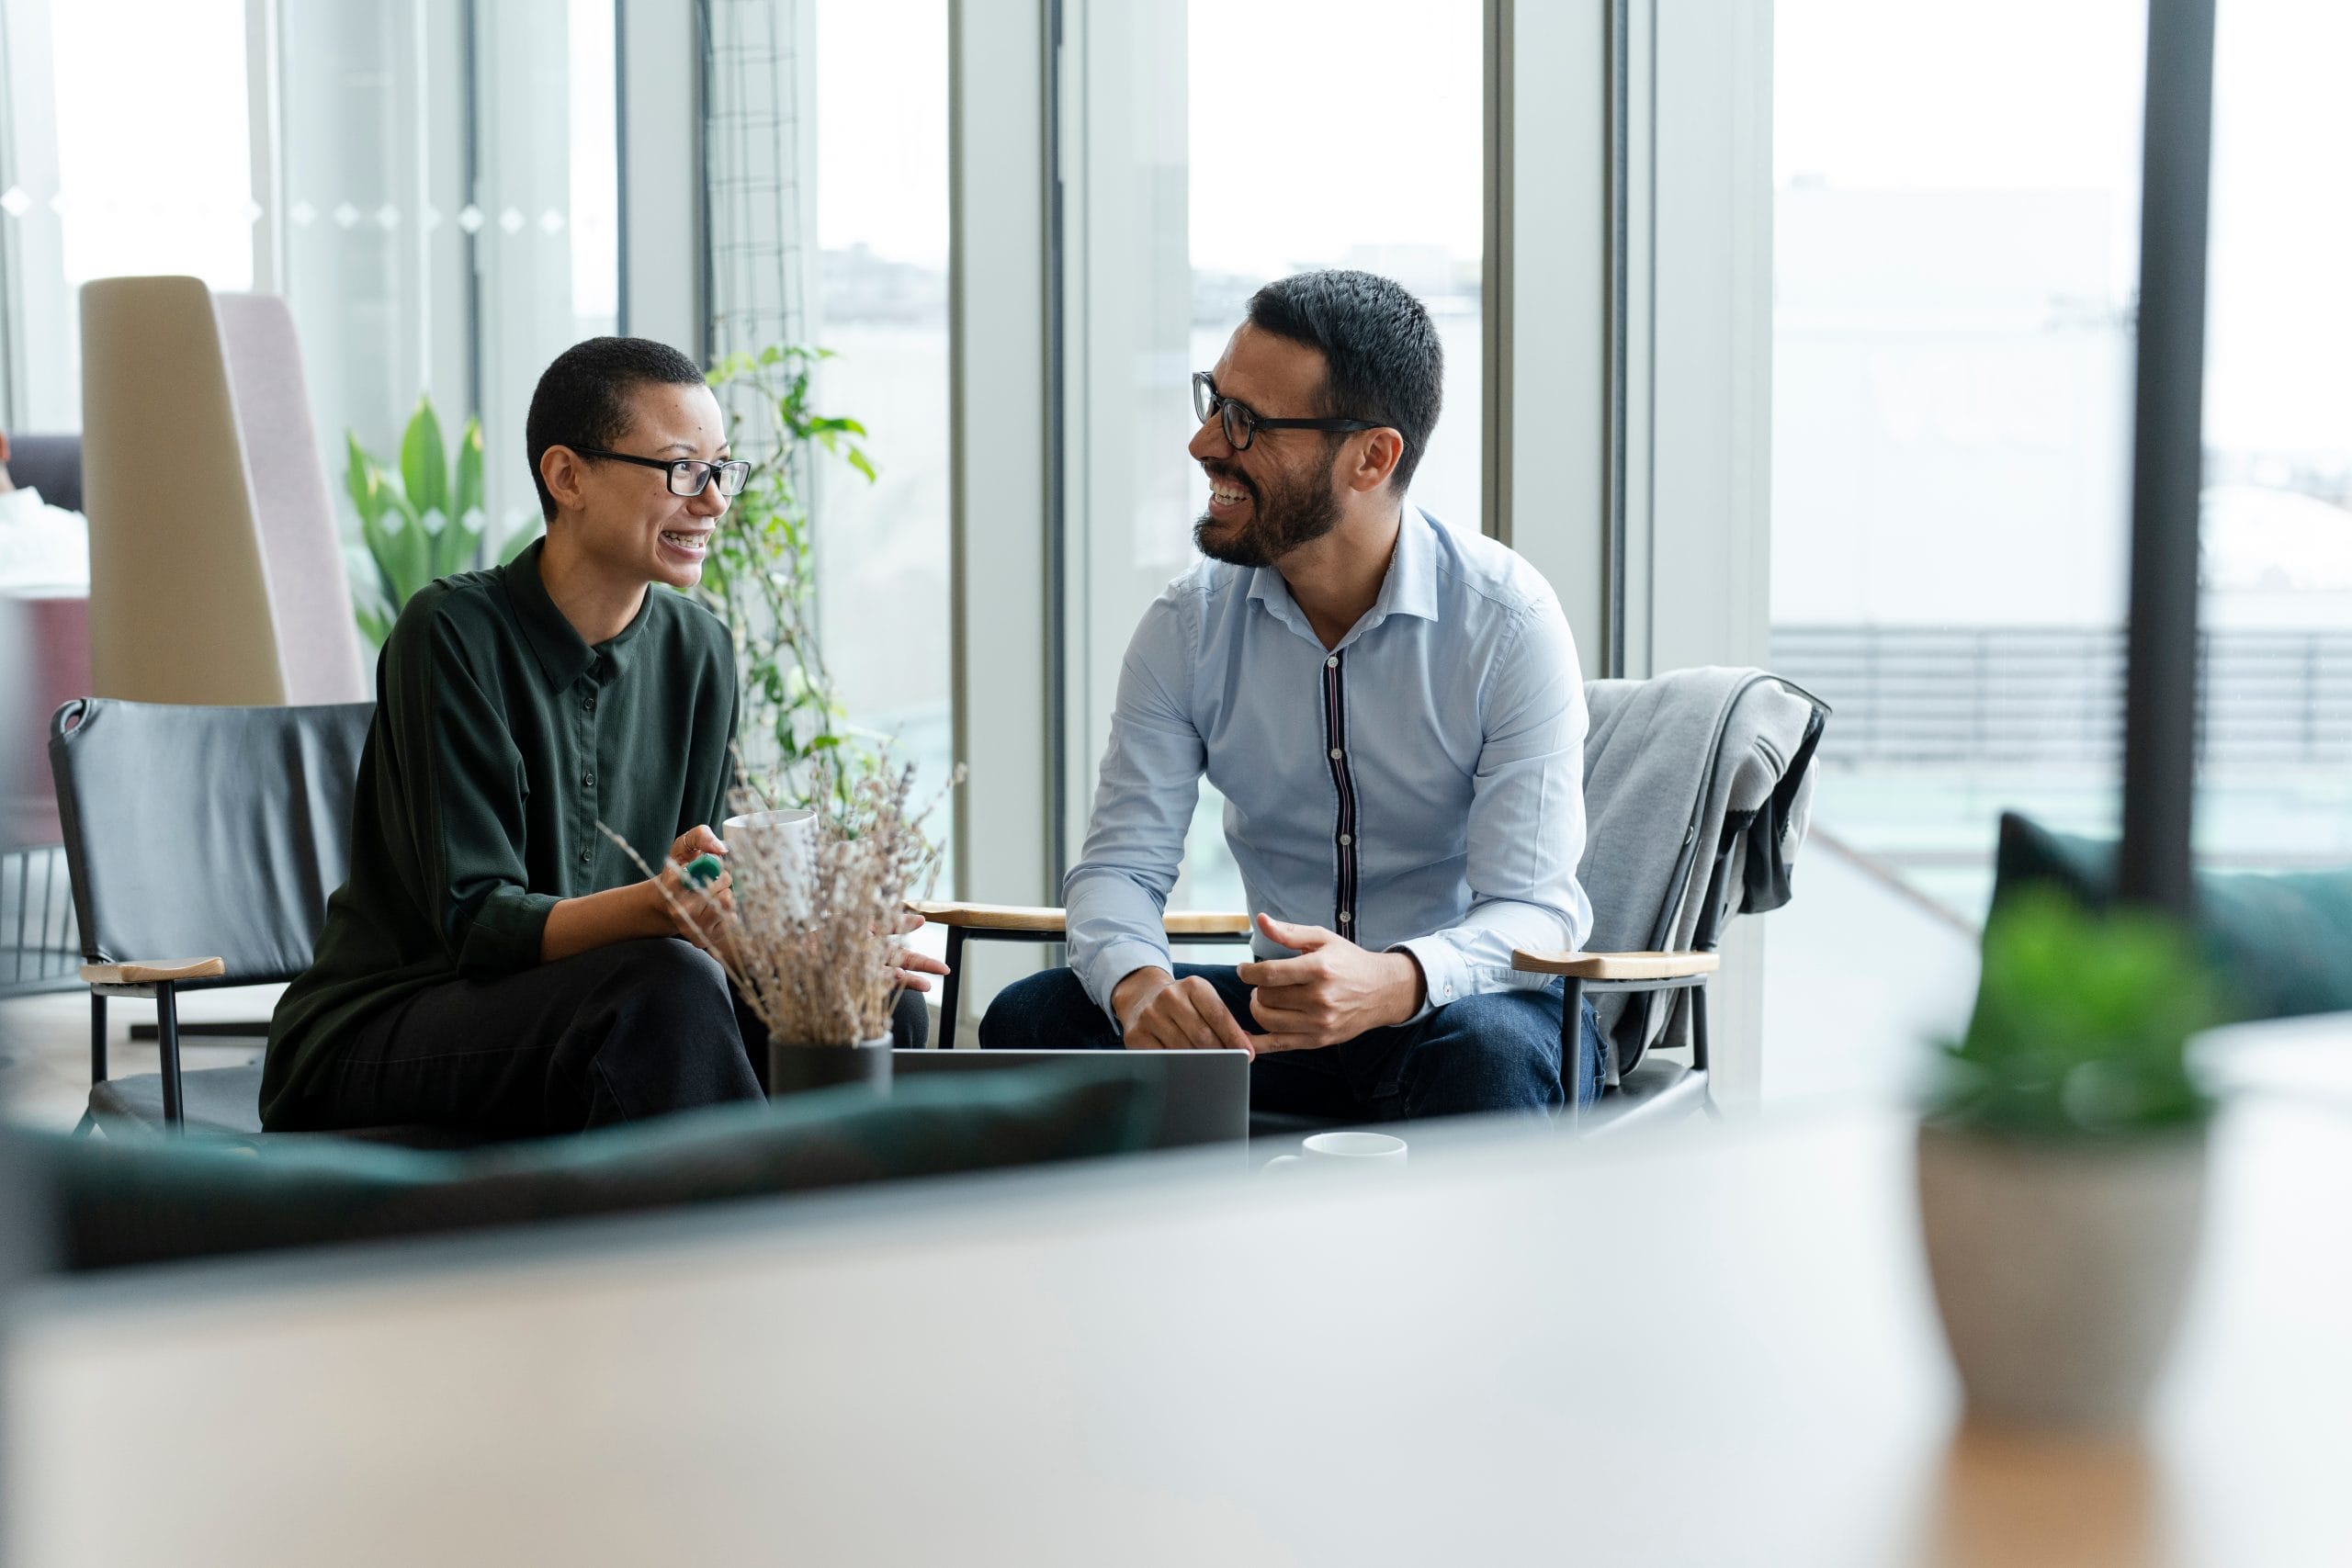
left=1263, top=1131, right=1409, bottom=1174
left=717, top=808, right=820, bottom=908
left=721, top=807, right=818, bottom=845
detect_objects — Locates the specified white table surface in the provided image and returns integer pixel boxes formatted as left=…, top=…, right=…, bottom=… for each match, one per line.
left=10, top=1015, right=2352, bottom=1566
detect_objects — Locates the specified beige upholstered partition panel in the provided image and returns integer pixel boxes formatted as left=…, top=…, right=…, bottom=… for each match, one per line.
left=79, top=276, right=366, bottom=705
left=212, top=293, right=366, bottom=704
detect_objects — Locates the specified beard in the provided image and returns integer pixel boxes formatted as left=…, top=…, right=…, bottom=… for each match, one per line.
left=1193, top=457, right=1343, bottom=569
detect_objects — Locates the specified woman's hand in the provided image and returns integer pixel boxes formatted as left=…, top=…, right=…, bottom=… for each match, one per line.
left=655, top=824, right=733, bottom=951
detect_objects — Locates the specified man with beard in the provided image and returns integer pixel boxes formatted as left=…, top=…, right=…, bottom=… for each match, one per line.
left=980, top=270, right=1600, bottom=1121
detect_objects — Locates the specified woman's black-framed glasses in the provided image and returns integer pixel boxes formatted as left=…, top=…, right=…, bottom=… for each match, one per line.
left=573, top=446, right=752, bottom=498
left=1191, top=371, right=1379, bottom=452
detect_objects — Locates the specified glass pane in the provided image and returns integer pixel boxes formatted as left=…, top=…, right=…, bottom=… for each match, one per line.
left=809, top=0, right=955, bottom=889
left=1069, top=0, right=1484, bottom=921
left=3, top=0, right=254, bottom=425
left=1766, top=1, right=2148, bottom=1100
left=1770, top=0, right=2145, bottom=923
left=2199, top=5, right=2352, bottom=872
left=281, top=0, right=621, bottom=616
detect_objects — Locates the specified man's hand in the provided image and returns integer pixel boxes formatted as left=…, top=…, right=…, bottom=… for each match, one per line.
left=1236, top=913, right=1425, bottom=1053
left=889, top=907, right=952, bottom=994
left=1113, top=966, right=1255, bottom=1054
left=655, top=824, right=733, bottom=951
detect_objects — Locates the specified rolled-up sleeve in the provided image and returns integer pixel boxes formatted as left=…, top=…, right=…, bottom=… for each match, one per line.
left=386, top=610, right=557, bottom=977
left=1063, top=594, right=1206, bottom=1024
left=1389, top=594, right=1592, bottom=1013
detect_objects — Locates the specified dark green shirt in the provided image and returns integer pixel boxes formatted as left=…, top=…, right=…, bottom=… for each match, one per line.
left=262, top=540, right=739, bottom=1127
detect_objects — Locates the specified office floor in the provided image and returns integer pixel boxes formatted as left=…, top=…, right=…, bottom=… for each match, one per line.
left=0, top=983, right=283, bottom=1133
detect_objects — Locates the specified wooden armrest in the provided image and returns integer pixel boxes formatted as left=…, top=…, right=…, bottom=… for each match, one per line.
left=1508, top=949, right=1720, bottom=981
left=81, top=957, right=227, bottom=986
left=910, top=902, right=1251, bottom=938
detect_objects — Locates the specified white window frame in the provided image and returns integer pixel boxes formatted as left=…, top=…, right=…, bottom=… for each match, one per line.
left=945, top=0, right=1057, bottom=1015
left=1620, top=0, right=1776, bottom=1106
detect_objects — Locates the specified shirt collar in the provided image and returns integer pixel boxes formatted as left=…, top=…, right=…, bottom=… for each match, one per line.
left=501, top=537, right=655, bottom=690
left=1245, top=501, right=1443, bottom=647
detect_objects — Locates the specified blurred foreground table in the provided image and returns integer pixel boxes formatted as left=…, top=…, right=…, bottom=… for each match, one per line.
left=11, top=1027, right=2352, bottom=1565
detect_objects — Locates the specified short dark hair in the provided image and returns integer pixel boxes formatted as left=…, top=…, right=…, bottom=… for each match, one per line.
left=525, top=336, right=708, bottom=520
left=1243, top=270, right=1443, bottom=494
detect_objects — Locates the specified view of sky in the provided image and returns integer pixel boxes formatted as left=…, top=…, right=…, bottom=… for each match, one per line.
left=1779, top=0, right=2352, bottom=459
left=815, top=0, right=1482, bottom=283
left=1183, top=0, right=1482, bottom=280
left=815, top=0, right=950, bottom=268
left=48, top=0, right=252, bottom=288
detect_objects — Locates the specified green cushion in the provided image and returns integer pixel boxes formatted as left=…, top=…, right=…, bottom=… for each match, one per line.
left=17, top=1064, right=1159, bottom=1272
left=1993, top=812, right=2352, bottom=1021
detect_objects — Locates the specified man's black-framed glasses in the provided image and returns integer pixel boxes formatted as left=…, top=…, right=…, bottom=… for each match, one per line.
left=1191, top=371, right=1379, bottom=452
left=573, top=446, right=752, bottom=498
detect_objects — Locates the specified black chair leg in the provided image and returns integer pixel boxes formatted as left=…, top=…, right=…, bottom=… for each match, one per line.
left=90, top=991, right=107, bottom=1083
left=155, top=982, right=185, bottom=1133
left=1691, top=987, right=1722, bottom=1120
left=1561, top=976, right=1589, bottom=1125
left=937, top=927, right=967, bottom=1051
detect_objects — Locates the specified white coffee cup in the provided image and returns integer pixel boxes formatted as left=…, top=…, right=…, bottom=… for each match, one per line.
left=718, top=808, right=820, bottom=909
left=721, top=807, right=817, bottom=845
left=1263, top=1131, right=1408, bottom=1174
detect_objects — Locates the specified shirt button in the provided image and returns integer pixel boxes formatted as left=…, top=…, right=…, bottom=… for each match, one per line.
left=582, top=770, right=595, bottom=787
left=578, top=848, right=592, bottom=865
left=1325, top=655, right=1338, bottom=668
left=1329, top=747, right=1342, bottom=761
left=1339, top=833, right=1352, bottom=846
left=1444, top=984, right=1455, bottom=998
left=1338, top=910, right=1351, bottom=924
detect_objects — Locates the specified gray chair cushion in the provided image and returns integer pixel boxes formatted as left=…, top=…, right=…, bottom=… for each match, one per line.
left=89, top=1066, right=266, bottom=1139
left=87, top=1065, right=481, bottom=1149
left=1244, top=1055, right=1708, bottom=1141
left=1575, top=1057, right=1707, bottom=1137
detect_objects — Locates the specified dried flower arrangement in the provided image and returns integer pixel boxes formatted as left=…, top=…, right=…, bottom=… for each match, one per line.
left=605, top=754, right=956, bottom=1049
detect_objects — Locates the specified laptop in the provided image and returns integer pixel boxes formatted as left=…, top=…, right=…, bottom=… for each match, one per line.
left=891, top=1049, right=1251, bottom=1151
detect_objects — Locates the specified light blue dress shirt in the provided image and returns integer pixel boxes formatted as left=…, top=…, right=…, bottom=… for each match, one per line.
left=1065, top=503, right=1593, bottom=1025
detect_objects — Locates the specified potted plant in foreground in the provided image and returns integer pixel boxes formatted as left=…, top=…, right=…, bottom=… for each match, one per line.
left=609, top=758, right=948, bottom=1097
left=1917, top=889, right=2223, bottom=1431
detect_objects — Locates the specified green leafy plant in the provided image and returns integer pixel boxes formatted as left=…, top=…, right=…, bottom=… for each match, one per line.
left=699, top=344, right=882, bottom=809
left=344, top=398, right=536, bottom=646
left=1931, top=889, right=2224, bottom=1139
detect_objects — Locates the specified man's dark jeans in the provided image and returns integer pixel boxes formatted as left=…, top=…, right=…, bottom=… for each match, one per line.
left=979, top=964, right=1603, bottom=1122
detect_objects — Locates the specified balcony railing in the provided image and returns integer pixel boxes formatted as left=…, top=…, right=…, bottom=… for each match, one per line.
left=1773, top=625, right=2352, bottom=769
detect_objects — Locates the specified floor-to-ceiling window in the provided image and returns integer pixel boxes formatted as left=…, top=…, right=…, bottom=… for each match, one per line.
left=1767, top=0, right=2352, bottom=1102
left=2198, top=0, right=2352, bottom=874
left=0, top=0, right=620, bottom=622
left=0, top=0, right=255, bottom=428
left=282, top=0, right=619, bottom=567
left=1763, top=1, right=2147, bottom=1098
left=1063, top=0, right=1485, bottom=919
left=808, top=0, right=955, bottom=887
left=1771, top=0, right=2147, bottom=926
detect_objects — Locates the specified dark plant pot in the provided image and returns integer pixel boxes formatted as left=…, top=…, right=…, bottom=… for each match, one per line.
left=1916, top=1121, right=2209, bottom=1431
left=767, top=1035, right=893, bottom=1098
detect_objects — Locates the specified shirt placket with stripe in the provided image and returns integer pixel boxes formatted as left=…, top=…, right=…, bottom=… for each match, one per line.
left=1320, top=649, right=1359, bottom=936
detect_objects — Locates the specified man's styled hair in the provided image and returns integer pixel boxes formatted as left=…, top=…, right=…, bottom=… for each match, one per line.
left=525, top=336, right=708, bottom=520
left=1244, top=270, right=1443, bottom=494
